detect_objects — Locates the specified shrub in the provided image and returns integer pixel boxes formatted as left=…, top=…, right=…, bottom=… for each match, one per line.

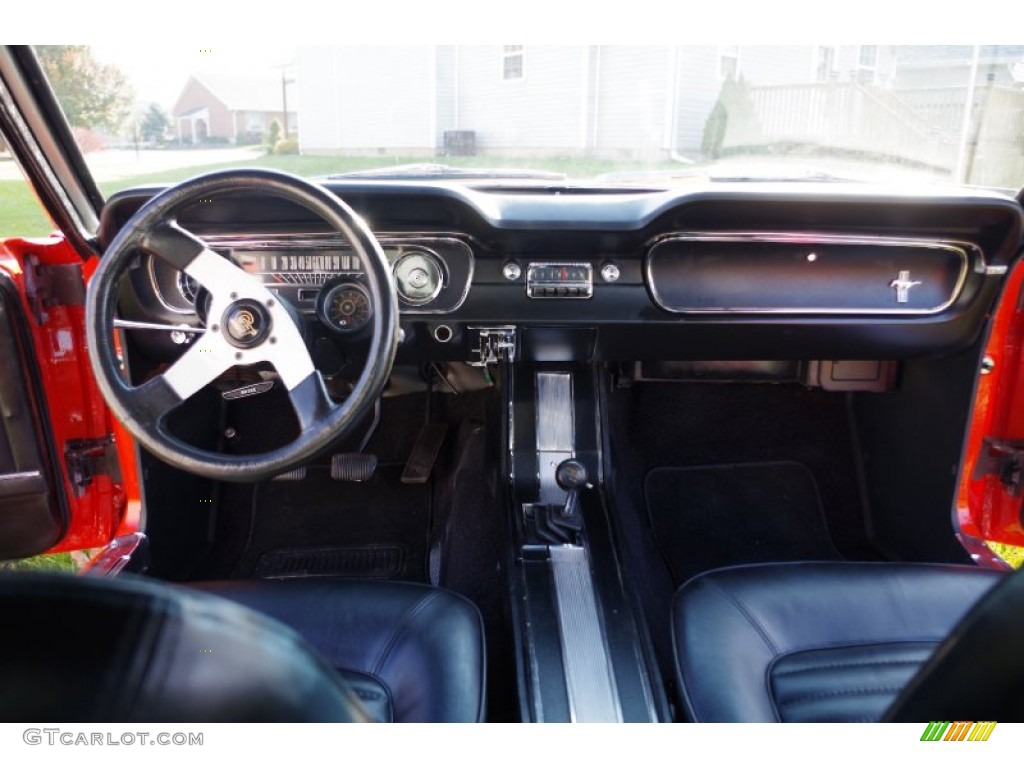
left=273, top=138, right=299, bottom=155
left=265, top=119, right=282, bottom=149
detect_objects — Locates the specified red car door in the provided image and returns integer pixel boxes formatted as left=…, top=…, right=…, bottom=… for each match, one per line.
left=1, top=46, right=138, bottom=562
left=956, top=218, right=1024, bottom=567
left=0, top=232, right=138, bottom=560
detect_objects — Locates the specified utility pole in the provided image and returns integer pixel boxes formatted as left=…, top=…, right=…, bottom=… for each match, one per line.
left=955, top=45, right=981, bottom=184
left=281, top=71, right=293, bottom=139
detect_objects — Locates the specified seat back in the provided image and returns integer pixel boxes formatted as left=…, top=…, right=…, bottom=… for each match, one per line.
left=885, top=564, right=1024, bottom=722
left=0, top=573, right=370, bottom=722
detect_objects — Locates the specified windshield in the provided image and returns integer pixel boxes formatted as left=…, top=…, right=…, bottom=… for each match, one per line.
left=38, top=44, right=1024, bottom=197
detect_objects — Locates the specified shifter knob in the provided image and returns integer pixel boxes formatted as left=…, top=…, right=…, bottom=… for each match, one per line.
left=555, top=458, right=589, bottom=491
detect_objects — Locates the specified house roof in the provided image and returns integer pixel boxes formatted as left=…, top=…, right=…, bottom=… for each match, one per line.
left=182, top=72, right=291, bottom=114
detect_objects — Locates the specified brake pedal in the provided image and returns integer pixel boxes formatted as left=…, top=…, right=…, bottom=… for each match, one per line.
left=401, top=423, right=447, bottom=484
left=272, top=467, right=307, bottom=481
left=331, top=453, right=378, bottom=482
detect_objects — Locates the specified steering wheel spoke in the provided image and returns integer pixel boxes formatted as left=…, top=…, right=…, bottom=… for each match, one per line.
left=159, top=326, right=238, bottom=402
left=288, top=372, right=336, bottom=432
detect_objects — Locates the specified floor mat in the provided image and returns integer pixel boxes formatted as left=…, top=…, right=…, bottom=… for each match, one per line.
left=233, top=463, right=431, bottom=582
left=644, top=461, right=840, bottom=585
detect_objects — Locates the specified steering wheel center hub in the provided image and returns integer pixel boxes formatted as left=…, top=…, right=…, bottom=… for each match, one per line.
left=223, top=299, right=272, bottom=348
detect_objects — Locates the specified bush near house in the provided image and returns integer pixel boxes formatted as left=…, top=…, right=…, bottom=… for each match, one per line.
left=265, top=120, right=282, bottom=151
left=273, top=138, right=298, bottom=155
left=701, top=76, right=761, bottom=160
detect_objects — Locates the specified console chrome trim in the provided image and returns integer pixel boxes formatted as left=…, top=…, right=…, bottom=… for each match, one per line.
left=549, top=545, right=623, bottom=723
left=536, top=371, right=574, bottom=505
left=644, top=232, right=979, bottom=316
left=536, top=372, right=574, bottom=452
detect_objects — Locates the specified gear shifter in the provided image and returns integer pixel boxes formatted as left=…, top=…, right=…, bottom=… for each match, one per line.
left=532, top=458, right=592, bottom=545
left=555, top=458, right=591, bottom=520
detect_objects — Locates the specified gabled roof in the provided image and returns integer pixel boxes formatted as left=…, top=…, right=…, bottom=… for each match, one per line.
left=179, top=72, right=290, bottom=114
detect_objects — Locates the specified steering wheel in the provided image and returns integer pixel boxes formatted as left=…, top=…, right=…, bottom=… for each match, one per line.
left=86, top=169, right=398, bottom=482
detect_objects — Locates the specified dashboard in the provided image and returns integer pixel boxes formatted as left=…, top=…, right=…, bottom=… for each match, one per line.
left=100, top=180, right=1023, bottom=370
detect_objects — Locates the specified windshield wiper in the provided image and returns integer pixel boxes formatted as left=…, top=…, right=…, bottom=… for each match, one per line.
left=326, top=163, right=566, bottom=182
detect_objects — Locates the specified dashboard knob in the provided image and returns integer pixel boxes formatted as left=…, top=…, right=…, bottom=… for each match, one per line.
left=503, top=262, right=522, bottom=281
left=600, top=263, right=621, bottom=283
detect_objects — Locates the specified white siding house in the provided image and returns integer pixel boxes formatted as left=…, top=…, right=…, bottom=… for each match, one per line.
left=297, top=46, right=439, bottom=155
left=296, top=45, right=1014, bottom=169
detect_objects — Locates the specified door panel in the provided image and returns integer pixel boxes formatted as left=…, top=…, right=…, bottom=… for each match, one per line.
left=0, top=235, right=135, bottom=556
left=0, top=270, right=65, bottom=558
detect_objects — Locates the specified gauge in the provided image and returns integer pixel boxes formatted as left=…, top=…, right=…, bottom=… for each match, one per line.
left=177, top=272, right=200, bottom=305
left=393, top=250, right=444, bottom=305
left=317, top=282, right=372, bottom=333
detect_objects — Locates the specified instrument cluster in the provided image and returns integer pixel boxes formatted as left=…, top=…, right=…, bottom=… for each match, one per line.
left=146, top=234, right=474, bottom=335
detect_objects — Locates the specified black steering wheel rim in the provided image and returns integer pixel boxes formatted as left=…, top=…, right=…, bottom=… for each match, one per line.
left=86, top=168, right=398, bottom=482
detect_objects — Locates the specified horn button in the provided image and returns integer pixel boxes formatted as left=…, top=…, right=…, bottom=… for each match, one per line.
left=222, top=299, right=272, bottom=348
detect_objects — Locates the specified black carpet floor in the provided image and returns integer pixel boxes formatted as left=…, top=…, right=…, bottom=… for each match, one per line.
left=605, top=380, right=874, bottom=709
left=645, top=461, right=839, bottom=584
left=236, top=463, right=432, bottom=581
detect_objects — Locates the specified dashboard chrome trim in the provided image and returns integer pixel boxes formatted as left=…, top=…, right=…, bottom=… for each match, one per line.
left=644, top=231, right=978, bottom=316
left=392, top=247, right=446, bottom=306
left=146, top=255, right=195, bottom=315
left=147, top=232, right=475, bottom=316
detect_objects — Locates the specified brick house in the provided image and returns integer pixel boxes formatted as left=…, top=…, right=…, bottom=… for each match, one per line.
left=172, top=72, right=297, bottom=145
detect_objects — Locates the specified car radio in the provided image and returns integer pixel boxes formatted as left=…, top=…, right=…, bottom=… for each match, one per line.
left=526, top=262, right=593, bottom=299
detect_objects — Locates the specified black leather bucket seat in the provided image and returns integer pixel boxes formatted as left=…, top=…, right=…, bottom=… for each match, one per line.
left=671, top=561, right=1024, bottom=722
left=0, top=573, right=485, bottom=722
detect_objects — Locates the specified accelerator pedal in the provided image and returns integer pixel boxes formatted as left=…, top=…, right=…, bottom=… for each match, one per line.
left=401, top=423, right=448, bottom=484
left=331, top=453, right=378, bottom=482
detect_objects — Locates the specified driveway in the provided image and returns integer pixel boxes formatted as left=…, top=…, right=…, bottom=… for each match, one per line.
left=0, top=146, right=262, bottom=182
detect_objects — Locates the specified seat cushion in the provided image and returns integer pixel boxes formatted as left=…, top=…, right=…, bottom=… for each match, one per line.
left=671, top=562, right=1002, bottom=722
left=198, top=579, right=486, bottom=723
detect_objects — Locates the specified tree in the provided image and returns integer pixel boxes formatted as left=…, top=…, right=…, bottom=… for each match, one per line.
left=265, top=119, right=282, bottom=151
left=701, top=76, right=762, bottom=160
left=140, top=103, right=171, bottom=145
left=35, top=45, right=133, bottom=132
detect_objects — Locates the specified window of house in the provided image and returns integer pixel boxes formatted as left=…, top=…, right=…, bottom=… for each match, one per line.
left=503, top=45, right=524, bottom=80
left=816, top=46, right=836, bottom=82
left=719, top=46, right=740, bottom=80
left=857, top=45, right=878, bottom=84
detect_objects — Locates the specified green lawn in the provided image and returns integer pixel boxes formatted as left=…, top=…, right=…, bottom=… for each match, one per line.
left=988, top=541, right=1024, bottom=569
left=3, top=149, right=683, bottom=238
left=1, top=551, right=78, bottom=573
left=93, top=151, right=676, bottom=196
left=0, top=178, right=56, bottom=238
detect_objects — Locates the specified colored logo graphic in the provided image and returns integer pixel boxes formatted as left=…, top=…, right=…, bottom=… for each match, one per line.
left=920, top=721, right=997, bottom=742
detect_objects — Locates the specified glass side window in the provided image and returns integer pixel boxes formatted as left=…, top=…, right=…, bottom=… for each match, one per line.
left=503, top=45, right=524, bottom=80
